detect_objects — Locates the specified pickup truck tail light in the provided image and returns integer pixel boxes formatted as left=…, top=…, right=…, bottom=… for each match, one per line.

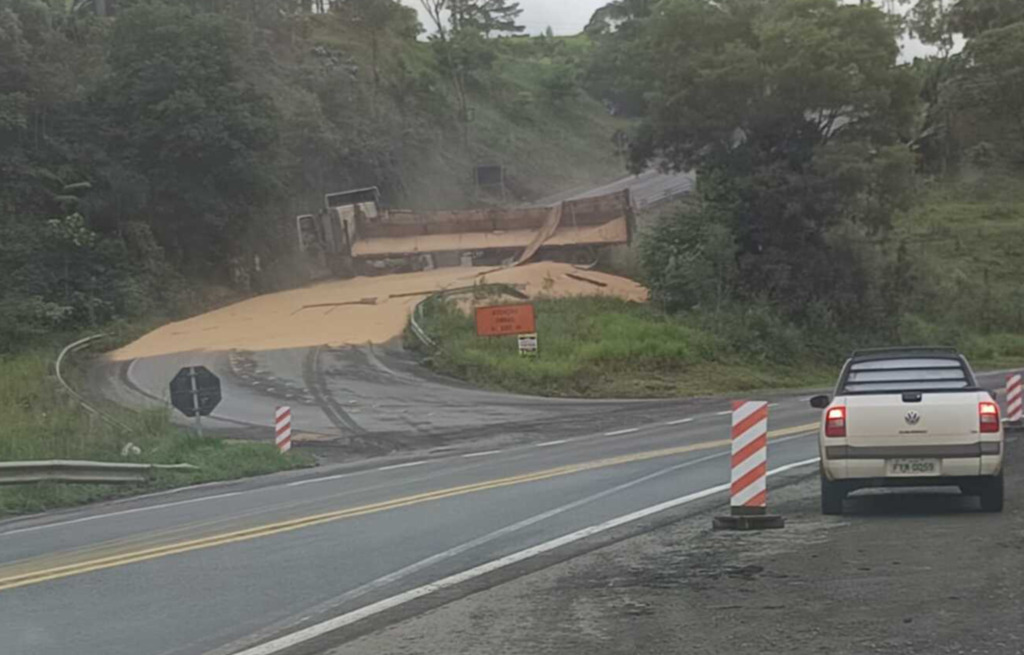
left=825, top=406, right=846, bottom=438
left=979, top=401, right=1000, bottom=433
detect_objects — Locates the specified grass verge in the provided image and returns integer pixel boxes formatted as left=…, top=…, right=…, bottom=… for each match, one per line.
left=0, top=341, right=312, bottom=518
left=884, top=169, right=1024, bottom=369
left=412, top=295, right=834, bottom=398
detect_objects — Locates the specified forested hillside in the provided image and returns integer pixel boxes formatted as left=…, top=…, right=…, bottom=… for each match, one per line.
left=419, top=0, right=1024, bottom=396
left=5, top=0, right=1024, bottom=370
left=591, top=0, right=1024, bottom=357
left=0, top=0, right=627, bottom=350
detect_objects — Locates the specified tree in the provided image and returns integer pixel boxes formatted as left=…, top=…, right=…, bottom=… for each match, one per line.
left=618, top=0, right=917, bottom=331
left=100, top=3, right=278, bottom=268
left=947, top=21, right=1024, bottom=155
left=583, top=0, right=661, bottom=116
left=335, top=0, right=418, bottom=92
left=419, top=0, right=523, bottom=145
left=948, top=0, right=1024, bottom=37
left=453, top=0, right=523, bottom=37
left=906, top=0, right=958, bottom=57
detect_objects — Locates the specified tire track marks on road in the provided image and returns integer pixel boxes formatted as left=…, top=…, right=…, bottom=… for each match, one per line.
left=301, top=346, right=366, bottom=436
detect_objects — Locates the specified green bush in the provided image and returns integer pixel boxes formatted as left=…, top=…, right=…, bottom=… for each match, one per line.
left=417, top=294, right=829, bottom=397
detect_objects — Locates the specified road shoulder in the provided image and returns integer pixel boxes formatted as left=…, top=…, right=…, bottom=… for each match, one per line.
left=327, top=438, right=1024, bottom=655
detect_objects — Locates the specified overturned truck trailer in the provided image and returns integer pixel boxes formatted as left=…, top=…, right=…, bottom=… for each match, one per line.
left=297, top=188, right=634, bottom=276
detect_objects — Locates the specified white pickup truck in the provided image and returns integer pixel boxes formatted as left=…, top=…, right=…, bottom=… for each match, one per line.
left=812, top=348, right=1004, bottom=515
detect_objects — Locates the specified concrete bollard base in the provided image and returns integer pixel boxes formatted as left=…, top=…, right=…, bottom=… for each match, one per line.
left=713, top=514, right=785, bottom=531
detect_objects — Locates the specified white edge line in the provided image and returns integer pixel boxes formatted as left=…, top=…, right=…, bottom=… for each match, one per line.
left=535, top=439, right=569, bottom=447
left=214, top=447, right=735, bottom=655
left=604, top=428, right=641, bottom=437
left=0, top=492, right=244, bottom=538
left=286, top=473, right=351, bottom=488
left=234, top=456, right=821, bottom=655
left=376, top=461, right=427, bottom=472
left=462, top=450, right=503, bottom=458
left=666, top=418, right=694, bottom=426
left=715, top=410, right=732, bottom=416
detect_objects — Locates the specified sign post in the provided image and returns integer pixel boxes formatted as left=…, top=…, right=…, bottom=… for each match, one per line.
left=190, top=369, right=203, bottom=437
left=169, top=366, right=222, bottom=437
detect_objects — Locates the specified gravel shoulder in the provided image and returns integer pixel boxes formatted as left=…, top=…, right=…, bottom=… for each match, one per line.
left=327, top=435, right=1024, bottom=655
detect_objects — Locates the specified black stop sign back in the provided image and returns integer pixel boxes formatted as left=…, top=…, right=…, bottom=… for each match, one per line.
left=170, top=366, right=222, bottom=418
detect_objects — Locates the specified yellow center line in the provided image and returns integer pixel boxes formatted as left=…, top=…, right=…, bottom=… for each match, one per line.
left=0, top=422, right=819, bottom=593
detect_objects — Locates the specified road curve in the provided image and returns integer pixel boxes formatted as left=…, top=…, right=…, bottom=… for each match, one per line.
left=8, top=360, right=1012, bottom=655
left=93, top=339, right=726, bottom=455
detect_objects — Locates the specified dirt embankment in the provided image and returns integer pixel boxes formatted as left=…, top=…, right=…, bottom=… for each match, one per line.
left=328, top=439, right=1024, bottom=655
left=111, top=263, right=647, bottom=360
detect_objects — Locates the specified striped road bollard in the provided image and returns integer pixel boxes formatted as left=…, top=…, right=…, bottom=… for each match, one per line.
left=713, top=400, right=785, bottom=530
left=275, top=406, right=293, bottom=454
left=1005, top=374, right=1023, bottom=433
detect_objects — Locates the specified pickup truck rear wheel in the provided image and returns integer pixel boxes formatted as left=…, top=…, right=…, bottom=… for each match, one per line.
left=979, top=473, right=1004, bottom=513
left=821, top=475, right=845, bottom=515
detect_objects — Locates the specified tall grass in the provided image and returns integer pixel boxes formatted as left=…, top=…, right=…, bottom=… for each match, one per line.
left=415, top=296, right=832, bottom=397
left=895, top=169, right=1024, bottom=363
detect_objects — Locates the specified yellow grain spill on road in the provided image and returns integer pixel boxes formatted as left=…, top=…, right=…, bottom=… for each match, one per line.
left=110, top=262, right=647, bottom=360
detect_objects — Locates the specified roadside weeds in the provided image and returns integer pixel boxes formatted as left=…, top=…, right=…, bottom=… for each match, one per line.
left=0, top=344, right=311, bottom=518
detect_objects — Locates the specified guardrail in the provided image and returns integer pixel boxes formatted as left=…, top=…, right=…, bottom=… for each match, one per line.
left=408, top=283, right=528, bottom=351
left=55, top=334, right=133, bottom=433
left=0, top=460, right=199, bottom=485
left=409, top=299, right=437, bottom=349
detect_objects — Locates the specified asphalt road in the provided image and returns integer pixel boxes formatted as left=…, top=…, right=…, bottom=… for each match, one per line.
left=0, top=389, right=823, bottom=655
left=533, top=168, right=694, bottom=210
left=328, top=430, right=1022, bottom=655
left=14, top=344, right=1016, bottom=655
left=94, top=339, right=754, bottom=458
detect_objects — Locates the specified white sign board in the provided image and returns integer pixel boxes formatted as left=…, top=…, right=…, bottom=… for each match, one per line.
left=518, top=333, right=538, bottom=356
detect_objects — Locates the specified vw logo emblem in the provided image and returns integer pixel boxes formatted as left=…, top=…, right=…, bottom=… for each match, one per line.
left=905, top=410, right=921, bottom=425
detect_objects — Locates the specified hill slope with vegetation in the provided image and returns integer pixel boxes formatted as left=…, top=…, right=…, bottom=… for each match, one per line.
left=0, top=0, right=628, bottom=513
left=0, top=0, right=628, bottom=351
left=418, top=0, right=1024, bottom=397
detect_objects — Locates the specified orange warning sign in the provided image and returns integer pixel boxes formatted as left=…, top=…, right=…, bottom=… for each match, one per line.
left=475, top=303, right=536, bottom=337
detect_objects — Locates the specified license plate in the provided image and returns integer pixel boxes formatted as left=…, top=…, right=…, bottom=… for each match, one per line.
left=887, top=458, right=939, bottom=476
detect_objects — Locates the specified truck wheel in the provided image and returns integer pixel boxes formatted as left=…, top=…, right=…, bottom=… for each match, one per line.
left=979, top=473, right=1004, bottom=513
left=821, top=475, right=846, bottom=515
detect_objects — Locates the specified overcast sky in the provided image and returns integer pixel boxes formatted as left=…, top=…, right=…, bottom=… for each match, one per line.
left=404, top=0, right=606, bottom=35
left=402, top=0, right=948, bottom=60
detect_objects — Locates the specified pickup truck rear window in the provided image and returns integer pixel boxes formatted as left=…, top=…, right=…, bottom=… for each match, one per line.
left=841, top=357, right=972, bottom=393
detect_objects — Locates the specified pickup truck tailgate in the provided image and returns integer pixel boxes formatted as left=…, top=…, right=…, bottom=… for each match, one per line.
left=843, top=393, right=982, bottom=446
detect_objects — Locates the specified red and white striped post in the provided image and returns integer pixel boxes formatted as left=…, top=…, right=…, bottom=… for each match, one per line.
left=275, top=406, right=292, bottom=454
left=1006, top=374, right=1023, bottom=423
left=713, top=400, right=784, bottom=530
left=730, top=400, right=769, bottom=512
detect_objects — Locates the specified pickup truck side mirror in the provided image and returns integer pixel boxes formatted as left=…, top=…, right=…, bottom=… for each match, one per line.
left=809, top=395, right=831, bottom=409
left=988, top=389, right=998, bottom=401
